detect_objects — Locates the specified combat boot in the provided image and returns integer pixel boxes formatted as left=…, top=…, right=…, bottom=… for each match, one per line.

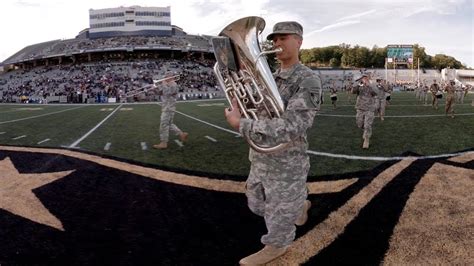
left=239, top=245, right=288, bottom=265
left=295, top=200, right=311, bottom=226
left=153, top=142, right=168, bottom=149
left=362, top=137, right=370, bottom=149
left=179, top=132, right=189, bottom=142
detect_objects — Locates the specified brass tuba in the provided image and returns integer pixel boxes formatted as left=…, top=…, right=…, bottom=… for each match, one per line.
left=211, top=16, right=288, bottom=153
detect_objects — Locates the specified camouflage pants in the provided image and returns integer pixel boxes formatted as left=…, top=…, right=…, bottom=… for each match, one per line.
left=159, top=111, right=182, bottom=142
left=431, top=94, right=439, bottom=108
left=445, top=95, right=455, bottom=115
left=420, top=92, right=428, bottom=104
left=245, top=156, right=309, bottom=248
left=375, top=99, right=386, bottom=117
left=356, top=110, right=374, bottom=139
left=460, top=93, right=465, bottom=104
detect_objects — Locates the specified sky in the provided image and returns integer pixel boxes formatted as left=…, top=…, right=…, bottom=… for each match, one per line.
left=1, top=0, right=473, bottom=67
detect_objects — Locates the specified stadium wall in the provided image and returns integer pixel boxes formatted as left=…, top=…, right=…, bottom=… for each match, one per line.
left=89, top=30, right=172, bottom=39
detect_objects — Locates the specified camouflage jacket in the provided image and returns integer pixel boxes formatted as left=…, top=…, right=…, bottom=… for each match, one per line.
left=239, top=63, right=321, bottom=163
left=430, top=83, right=440, bottom=94
left=444, top=84, right=455, bottom=95
left=159, top=82, right=179, bottom=111
left=353, top=83, right=378, bottom=112
left=375, top=83, right=389, bottom=100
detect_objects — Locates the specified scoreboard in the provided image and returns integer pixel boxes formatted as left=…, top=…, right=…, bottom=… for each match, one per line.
left=387, top=45, right=413, bottom=64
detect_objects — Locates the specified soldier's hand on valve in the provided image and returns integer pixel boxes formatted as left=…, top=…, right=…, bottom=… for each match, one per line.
left=225, top=98, right=241, bottom=131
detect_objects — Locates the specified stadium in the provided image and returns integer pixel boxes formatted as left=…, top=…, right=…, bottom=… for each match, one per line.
left=0, top=5, right=473, bottom=266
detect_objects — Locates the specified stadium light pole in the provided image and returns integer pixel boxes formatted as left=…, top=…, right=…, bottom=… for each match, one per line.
left=417, top=57, right=420, bottom=88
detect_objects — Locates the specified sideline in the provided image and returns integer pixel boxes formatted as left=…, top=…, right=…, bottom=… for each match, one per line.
left=0, top=106, right=86, bottom=124
left=317, top=113, right=474, bottom=118
left=175, top=110, right=473, bottom=161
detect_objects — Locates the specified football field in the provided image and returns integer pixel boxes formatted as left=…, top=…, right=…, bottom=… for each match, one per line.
left=0, top=91, right=473, bottom=178
left=1, top=91, right=473, bottom=265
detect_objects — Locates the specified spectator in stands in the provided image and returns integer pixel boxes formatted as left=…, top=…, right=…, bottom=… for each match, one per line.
left=153, top=73, right=188, bottom=149
left=429, top=79, right=441, bottom=110
left=444, top=80, right=456, bottom=118
left=352, top=73, right=378, bottom=149
left=225, top=21, right=321, bottom=265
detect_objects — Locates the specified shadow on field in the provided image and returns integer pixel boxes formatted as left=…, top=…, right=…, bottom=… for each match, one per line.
left=0, top=146, right=472, bottom=265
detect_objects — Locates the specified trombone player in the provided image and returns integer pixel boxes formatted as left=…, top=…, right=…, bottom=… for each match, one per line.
left=224, top=20, right=322, bottom=265
left=153, top=72, right=188, bottom=149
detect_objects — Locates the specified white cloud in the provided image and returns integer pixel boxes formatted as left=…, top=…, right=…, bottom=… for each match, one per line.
left=0, top=0, right=472, bottom=67
left=336, top=9, right=377, bottom=21
left=305, top=20, right=361, bottom=37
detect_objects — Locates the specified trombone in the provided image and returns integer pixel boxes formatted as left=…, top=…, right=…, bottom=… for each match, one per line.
left=123, top=74, right=180, bottom=98
left=152, top=74, right=180, bottom=84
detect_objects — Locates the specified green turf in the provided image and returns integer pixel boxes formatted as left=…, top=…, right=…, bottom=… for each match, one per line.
left=0, top=91, right=473, bottom=177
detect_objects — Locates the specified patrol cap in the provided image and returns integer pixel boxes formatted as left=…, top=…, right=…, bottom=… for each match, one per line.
left=267, top=21, right=303, bottom=40
left=354, top=73, right=369, bottom=82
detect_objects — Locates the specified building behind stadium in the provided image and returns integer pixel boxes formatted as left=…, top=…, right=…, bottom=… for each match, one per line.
left=83, top=6, right=186, bottom=39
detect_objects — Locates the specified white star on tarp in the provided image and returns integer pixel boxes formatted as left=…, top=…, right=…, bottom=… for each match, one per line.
left=0, top=157, right=74, bottom=231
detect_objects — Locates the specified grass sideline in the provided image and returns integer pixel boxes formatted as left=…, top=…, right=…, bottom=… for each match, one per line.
left=0, top=91, right=473, bottom=177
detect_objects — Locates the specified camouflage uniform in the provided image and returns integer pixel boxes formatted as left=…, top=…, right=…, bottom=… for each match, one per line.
left=347, top=82, right=354, bottom=104
left=461, top=85, right=469, bottom=104
left=421, top=84, right=429, bottom=105
left=444, top=83, right=455, bottom=117
left=352, top=83, right=378, bottom=139
left=158, top=81, right=183, bottom=142
left=239, top=63, right=321, bottom=248
left=374, top=81, right=388, bottom=118
left=429, top=82, right=440, bottom=109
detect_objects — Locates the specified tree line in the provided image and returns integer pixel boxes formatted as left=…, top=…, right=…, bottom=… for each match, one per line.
left=298, top=43, right=468, bottom=70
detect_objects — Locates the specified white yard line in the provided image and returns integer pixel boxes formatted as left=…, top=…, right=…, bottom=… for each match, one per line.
left=205, top=136, right=217, bottom=142
left=174, top=140, right=184, bottom=147
left=174, top=110, right=239, bottom=135
left=317, top=112, right=474, bottom=118
left=68, top=104, right=122, bottom=148
left=141, top=142, right=148, bottom=150
left=0, top=132, right=5, bottom=134
left=335, top=103, right=473, bottom=107
left=104, top=142, right=111, bottom=151
left=12, top=135, right=26, bottom=140
left=176, top=110, right=474, bottom=161
left=37, top=138, right=50, bottom=144
left=306, top=150, right=474, bottom=161
left=0, top=106, right=86, bottom=124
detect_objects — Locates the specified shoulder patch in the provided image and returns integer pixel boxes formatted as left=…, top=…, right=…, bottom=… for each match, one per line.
left=300, top=76, right=322, bottom=109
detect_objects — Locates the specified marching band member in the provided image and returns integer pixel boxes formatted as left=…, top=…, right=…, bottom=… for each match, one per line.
left=429, top=79, right=441, bottom=110
left=225, top=20, right=321, bottom=265
left=375, top=79, right=390, bottom=121
left=352, top=73, right=378, bottom=149
left=153, top=72, right=189, bottom=149
left=330, top=81, right=338, bottom=109
left=444, top=80, right=456, bottom=118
